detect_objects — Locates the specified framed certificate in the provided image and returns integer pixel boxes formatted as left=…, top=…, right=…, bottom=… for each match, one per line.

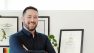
left=58, top=29, right=84, bottom=53
left=0, top=16, right=18, bottom=47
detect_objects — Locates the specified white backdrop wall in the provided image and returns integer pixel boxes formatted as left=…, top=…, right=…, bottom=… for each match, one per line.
left=0, top=10, right=94, bottom=53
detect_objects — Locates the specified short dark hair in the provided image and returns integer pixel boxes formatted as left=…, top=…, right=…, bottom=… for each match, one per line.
left=23, top=6, right=38, bottom=16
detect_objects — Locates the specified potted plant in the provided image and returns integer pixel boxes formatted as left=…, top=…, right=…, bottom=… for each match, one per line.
left=48, top=34, right=58, bottom=49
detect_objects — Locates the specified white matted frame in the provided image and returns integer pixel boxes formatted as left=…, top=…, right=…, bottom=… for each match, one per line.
left=0, top=16, right=18, bottom=47
left=37, top=16, right=50, bottom=35
left=58, top=29, right=84, bottom=53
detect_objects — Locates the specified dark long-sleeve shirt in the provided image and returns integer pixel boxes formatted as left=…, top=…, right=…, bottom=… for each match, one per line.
left=9, top=28, right=56, bottom=53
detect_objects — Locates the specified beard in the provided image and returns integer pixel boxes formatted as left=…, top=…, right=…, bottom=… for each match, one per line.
left=23, top=22, right=38, bottom=31
left=28, top=25, right=37, bottom=31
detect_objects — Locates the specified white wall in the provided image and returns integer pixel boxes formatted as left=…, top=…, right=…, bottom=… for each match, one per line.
left=0, top=10, right=94, bottom=53
left=0, top=0, right=94, bottom=10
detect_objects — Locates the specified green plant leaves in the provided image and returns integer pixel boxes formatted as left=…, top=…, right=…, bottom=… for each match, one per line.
left=48, top=34, right=57, bottom=47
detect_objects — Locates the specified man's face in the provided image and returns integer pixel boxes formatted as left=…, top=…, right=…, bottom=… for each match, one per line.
left=22, top=9, right=38, bottom=31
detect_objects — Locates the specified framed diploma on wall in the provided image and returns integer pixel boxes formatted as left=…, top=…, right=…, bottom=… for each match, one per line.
left=58, top=29, right=84, bottom=53
left=0, top=16, right=18, bottom=47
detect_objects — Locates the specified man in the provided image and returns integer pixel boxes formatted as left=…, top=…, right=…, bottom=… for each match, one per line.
left=9, top=6, right=56, bottom=53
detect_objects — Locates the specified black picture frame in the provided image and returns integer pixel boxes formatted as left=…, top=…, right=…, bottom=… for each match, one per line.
left=38, top=16, right=50, bottom=35
left=58, top=29, right=84, bottom=53
left=0, top=16, right=18, bottom=47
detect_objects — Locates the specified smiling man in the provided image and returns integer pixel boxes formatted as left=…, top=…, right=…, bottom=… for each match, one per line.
left=9, top=6, right=56, bottom=53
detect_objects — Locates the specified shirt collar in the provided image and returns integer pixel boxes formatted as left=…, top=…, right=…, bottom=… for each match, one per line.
left=22, top=27, right=38, bottom=38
